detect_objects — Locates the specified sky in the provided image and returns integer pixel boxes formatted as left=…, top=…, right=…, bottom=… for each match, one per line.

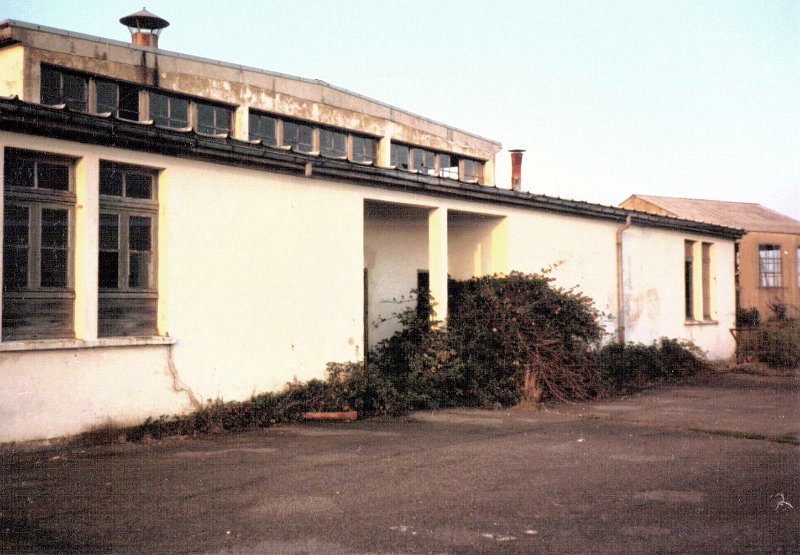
left=2, top=0, right=798, bottom=219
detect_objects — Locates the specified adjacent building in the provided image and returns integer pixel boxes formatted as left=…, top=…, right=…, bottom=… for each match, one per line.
left=621, top=195, right=800, bottom=321
left=0, top=15, right=743, bottom=443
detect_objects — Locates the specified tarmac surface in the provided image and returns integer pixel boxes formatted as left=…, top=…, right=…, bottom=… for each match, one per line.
left=1, top=370, right=798, bottom=554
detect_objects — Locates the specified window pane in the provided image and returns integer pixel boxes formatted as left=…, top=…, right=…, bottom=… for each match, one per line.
left=62, top=73, right=87, bottom=112
left=197, top=103, right=214, bottom=133
left=129, top=216, right=151, bottom=251
left=37, top=163, right=69, bottom=191
left=40, top=248, right=68, bottom=287
left=439, top=154, right=457, bottom=179
left=283, top=121, right=298, bottom=147
left=297, top=124, right=314, bottom=152
left=99, top=213, right=119, bottom=250
left=129, top=252, right=151, bottom=288
left=350, top=136, right=374, bottom=163
left=118, top=84, right=140, bottom=120
left=320, top=129, right=346, bottom=157
left=249, top=114, right=277, bottom=145
left=100, top=164, right=123, bottom=196
left=125, top=173, right=152, bottom=199
left=3, top=205, right=29, bottom=289
left=412, top=149, right=435, bottom=174
left=96, top=81, right=118, bottom=114
left=171, top=97, right=189, bottom=128
left=4, top=158, right=34, bottom=187
left=41, top=208, right=68, bottom=248
left=98, top=251, right=119, bottom=288
left=391, top=144, right=409, bottom=170
left=149, top=93, right=168, bottom=124
left=40, top=67, right=61, bottom=106
left=463, top=159, right=481, bottom=182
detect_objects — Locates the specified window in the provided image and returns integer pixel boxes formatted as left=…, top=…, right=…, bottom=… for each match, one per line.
left=98, top=162, right=158, bottom=337
left=196, top=103, right=232, bottom=135
left=390, top=144, right=410, bottom=170
left=96, top=80, right=140, bottom=120
left=462, top=159, right=482, bottom=183
left=439, top=154, right=458, bottom=179
left=283, top=120, right=315, bottom=153
left=149, top=92, right=189, bottom=129
left=702, top=242, right=712, bottom=320
left=40, top=66, right=87, bottom=111
left=2, top=149, right=75, bottom=340
left=350, top=135, right=375, bottom=164
left=684, top=241, right=694, bottom=320
left=249, top=112, right=278, bottom=146
left=320, top=128, right=347, bottom=158
left=758, top=244, right=781, bottom=287
left=412, top=148, right=436, bottom=175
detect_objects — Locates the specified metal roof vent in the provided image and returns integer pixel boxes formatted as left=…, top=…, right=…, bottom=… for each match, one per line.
left=120, top=8, right=169, bottom=48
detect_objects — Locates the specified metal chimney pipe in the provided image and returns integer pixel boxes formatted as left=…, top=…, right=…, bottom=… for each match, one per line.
left=509, top=149, right=525, bottom=191
left=120, top=9, right=170, bottom=48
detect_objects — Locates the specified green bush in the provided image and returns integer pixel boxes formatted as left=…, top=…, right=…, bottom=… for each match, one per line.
left=754, top=321, right=800, bottom=368
left=594, top=338, right=710, bottom=395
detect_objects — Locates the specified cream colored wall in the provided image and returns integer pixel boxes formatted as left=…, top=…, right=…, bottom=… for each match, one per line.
left=0, top=45, right=25, bottom=98
left=506, top=209, right=620, bottom=335
left=0, top=344, right=189, bottom=443
left=1, top=131, right=365, bottom=441
left=622, top=226, right=736, bottom=359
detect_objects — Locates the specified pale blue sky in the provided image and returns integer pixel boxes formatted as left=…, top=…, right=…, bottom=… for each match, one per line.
left=2, top=0, right=798, bottom=219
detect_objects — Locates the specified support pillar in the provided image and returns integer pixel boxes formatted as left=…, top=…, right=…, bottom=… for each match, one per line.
left=428, top=207, right=448, bottom=326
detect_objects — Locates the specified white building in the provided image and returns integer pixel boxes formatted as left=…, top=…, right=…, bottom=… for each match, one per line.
left=0, top=14, right=742, bottom=443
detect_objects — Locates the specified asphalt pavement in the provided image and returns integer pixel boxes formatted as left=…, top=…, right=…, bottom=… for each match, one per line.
left=1, top=370, right=798, bottom=554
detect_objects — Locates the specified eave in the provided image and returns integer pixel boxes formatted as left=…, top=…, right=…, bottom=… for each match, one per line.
left=0, top=96, right=744, bottom=241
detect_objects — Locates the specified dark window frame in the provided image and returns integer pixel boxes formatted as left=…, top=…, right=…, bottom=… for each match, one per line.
left=249, top=111, right=278, bottom=146
left=95, top=79, right=140, bottom=120
left=3, top=148, right=76, bottom=341
left=196, top=102, right=232, bottom=135
left=40, top=65, right=88, bottom=112
left=350, top=134, right=375, bottom=164
left=282, top=119, right=315, bottom=153
left=149, top=91, right=190, bottom=129
left=319, top=128, right=347, bottom=159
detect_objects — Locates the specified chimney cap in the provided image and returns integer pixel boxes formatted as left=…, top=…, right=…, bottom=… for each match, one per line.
left=508, top=149, right=526, bottom=153
left=119, top=8, right=170, bottom=31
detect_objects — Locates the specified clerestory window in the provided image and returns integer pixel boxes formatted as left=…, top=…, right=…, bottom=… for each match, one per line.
left=40, top=66, right=88, bottom=112
left=149, top=92, right=189, bottom=129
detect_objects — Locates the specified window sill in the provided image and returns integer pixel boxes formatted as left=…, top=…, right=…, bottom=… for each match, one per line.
left=684, top=319, right=718, bottom=326
left=0, top=336, right=176, bottom=352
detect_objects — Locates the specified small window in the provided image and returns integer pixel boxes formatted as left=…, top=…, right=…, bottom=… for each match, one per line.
left=283, top=120, right=314, bottom=153
left=702, top=242, right=712, bottom=320
left=759, top=244, right=782, bottom=287
left=98, top=162, right=158, bottom=337
left=350, top=135, right=375, bottom=164
left=40, top=66, right=87, bottom=111
left=96, top=80, right=139, bottom=120
left=439, top=154, right=458, bottom=179
left=149, top=92, right=189, bottom=129
left=249, top=112, right=278, bottom=146
left=391, top=144, right=410, bottom=170
left=3, top=149, right=75, bottom=341
left=462, top=159, right=483, bottom=183
left=196, top=103, right=232, bottom=135
left=320, top=128, right=347, bottom=158
left=685, top=241, right=694, bottom=320
left=412, top=148, right=436, bottom=175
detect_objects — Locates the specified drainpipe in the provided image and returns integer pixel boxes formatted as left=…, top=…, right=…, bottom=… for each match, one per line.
left=616, top=215, right=632, bottom=343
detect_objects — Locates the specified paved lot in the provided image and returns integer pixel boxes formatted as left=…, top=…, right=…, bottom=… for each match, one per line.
left=1, top=371, right=798, bottom=554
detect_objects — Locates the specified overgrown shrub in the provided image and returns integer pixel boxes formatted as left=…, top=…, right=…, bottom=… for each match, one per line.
left=736, top=307, right=760, bottom=328
left=448, top=272, right=605, bottom=403
left=594, top=338, right=710, bottom=395
left=739, top=320, right=800, bottom=368
left=119, top=272, right=714, bottom=443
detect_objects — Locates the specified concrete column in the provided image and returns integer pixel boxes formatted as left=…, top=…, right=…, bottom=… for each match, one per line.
left=377, top=129, right=392, bottom=168
left=428, top=207, right=448, bottom=326
left=490, top=218, right=509, bottom=275
left=74, top=156, right=99, bottom=340
left=482, top=157, right=495, bottom=187
left=234, top=105, right=249, bottom=141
